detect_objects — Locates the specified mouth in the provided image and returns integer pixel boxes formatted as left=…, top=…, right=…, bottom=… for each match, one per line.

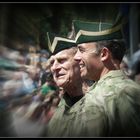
left=55, top=73, right=65, bottom=79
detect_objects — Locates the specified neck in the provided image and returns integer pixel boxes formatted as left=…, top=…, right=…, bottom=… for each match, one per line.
left=100, top=59, right=120, bottom=80
left=64, top=82, right=84, bottom=97
left=82, top=81, right=90, bottom=94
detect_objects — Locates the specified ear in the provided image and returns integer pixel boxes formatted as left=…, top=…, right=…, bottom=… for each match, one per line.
left=100, top=47, right=110, bottom=61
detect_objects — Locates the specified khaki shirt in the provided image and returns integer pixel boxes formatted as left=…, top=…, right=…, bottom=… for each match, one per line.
left=46, top=70, right=140, bottom=137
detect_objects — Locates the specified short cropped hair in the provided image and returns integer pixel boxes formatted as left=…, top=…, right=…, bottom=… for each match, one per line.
left=96, top=39, right=126, bottom=62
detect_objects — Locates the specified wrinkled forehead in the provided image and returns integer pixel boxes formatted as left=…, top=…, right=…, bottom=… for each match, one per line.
left=51, top=48, right=76, bottom=60
left=51, top=50, right=69, bottom=60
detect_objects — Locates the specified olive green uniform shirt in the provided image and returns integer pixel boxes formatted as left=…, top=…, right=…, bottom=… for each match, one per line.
left=46, top=70, right=140, bottom=137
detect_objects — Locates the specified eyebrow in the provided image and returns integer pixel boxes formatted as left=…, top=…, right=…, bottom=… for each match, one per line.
left=49, top=56, right=54, bottom=61
left=78, top=45, right=86, bottom=51
left=77, top=45, right=81, bottom=48
left=50, top=55, right=68, bottom=62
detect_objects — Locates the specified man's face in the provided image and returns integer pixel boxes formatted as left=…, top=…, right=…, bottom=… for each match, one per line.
left=74, top=42, right=103, bottom=81
left=50, top=49, right=80, bottom=88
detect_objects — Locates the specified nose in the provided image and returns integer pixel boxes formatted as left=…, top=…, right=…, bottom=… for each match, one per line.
left=74, top=50, right=81, bottom=61
left=51, top=60, right=61, bottom=72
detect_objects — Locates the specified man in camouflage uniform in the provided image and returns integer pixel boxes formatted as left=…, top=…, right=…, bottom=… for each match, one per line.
left=72, top=20, right=140, bottom=136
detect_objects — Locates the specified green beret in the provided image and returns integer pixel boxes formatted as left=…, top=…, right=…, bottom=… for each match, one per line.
left=47, top=32, right=76, bottom=54
left=73, top=20, right=124, bottom=44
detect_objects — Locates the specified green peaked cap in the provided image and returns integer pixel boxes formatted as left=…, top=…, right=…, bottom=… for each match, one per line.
left=46, top=32, right=76, bottom=54
left=73, top=20, right=124, bottom=44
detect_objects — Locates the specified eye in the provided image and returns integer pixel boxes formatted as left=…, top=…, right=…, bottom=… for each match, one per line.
left=50, top=59, right=54, bottom=66
left=78, top=47, right=85, bottom=53
left=58, top=58, right=66, bottom=64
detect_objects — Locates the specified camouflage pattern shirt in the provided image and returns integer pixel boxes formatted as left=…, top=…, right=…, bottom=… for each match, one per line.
left=46, top=70, right=140, bottom=137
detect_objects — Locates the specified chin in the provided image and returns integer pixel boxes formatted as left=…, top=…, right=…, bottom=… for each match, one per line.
left=57, top=83, right=64, bottom=87
left=56, top=78, right=69, bottom=87
left=81, top=72, right=86, bottom=77
left=56, top=82, right=66, bottom=87
left=81, top=73, right=88, bottom=79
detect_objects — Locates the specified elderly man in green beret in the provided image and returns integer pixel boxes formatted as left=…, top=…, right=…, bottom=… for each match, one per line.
left=72, top=20, right=140, bottom=137
left=44, top=33, right=91, bottom=137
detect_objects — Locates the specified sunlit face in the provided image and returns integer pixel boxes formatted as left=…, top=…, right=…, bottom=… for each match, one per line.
left=74, top=42, right=103, bottom=81
left=50, top=48, right=81, bottom=88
